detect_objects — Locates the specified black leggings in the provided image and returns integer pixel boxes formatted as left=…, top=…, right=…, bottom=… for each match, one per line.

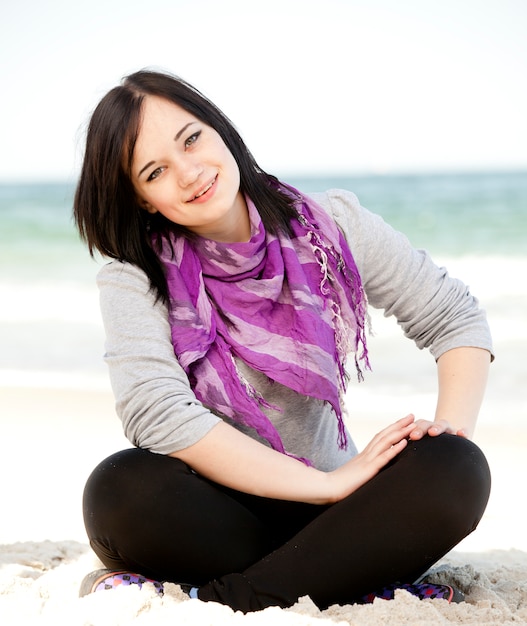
left=83, top=434, right=490, bottom=612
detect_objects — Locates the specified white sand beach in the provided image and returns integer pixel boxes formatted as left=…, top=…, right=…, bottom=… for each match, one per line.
left=1, top=256, right=526, bottom=624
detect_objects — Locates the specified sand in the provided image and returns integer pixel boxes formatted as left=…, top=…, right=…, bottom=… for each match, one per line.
left=1, top=537, right=527, bottom=625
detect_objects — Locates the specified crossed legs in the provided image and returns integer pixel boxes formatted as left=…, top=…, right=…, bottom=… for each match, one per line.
left=83, top=434, right=491, bottom=612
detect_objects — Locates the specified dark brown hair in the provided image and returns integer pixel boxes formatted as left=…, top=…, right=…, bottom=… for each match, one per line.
left=73, top=69, right=298, bottom=301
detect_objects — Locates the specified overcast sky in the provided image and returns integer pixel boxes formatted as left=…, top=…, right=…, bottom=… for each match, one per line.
left=1, top=0, right=525, bottom=182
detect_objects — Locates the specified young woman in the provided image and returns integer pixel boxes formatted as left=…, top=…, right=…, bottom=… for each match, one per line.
left=74, top=69, right=492, bottom=612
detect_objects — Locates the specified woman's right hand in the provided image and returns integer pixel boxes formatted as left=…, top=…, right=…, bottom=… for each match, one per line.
left=325, top=414, right=416, bottom=503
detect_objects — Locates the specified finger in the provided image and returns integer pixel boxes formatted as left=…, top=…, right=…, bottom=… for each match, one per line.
left=428, top=419, right=456, bottom=437
left=408, top=420, right=431, bottom=440
left=368, top=415, right=413, bottom=445
left=409, top=419, right=454, bottom=440
left=360, top=434, right=409, bottom=474
left=385, top=414, right=415, bottom=434
left=408, top=429, right=423, bottom=440
left=427, top=424, right=444, bottom=436
left=368, top=421, right=415, bottom=457
left=379, top=436, right=409, bottom=465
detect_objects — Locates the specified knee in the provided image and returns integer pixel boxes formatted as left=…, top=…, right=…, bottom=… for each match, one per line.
left=419, top=434, right=490, bottom=484
left=407, top=434, right=491, bottom=528
left=83, top=449, right=149, bottom=505
left=83, top=447, right=192, bottom=503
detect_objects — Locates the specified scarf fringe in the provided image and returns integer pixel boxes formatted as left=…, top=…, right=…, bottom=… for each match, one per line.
left=303, top=217, right=372, bottom=450
left=308, top=230, right=353, bottom=447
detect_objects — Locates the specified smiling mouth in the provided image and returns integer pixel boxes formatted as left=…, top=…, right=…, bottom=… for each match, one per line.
left=189, top=176, right=217, bottom=202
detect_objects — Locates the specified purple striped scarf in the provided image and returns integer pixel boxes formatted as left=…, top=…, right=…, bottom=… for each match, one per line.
left=156, top=187, right=369, bottom=461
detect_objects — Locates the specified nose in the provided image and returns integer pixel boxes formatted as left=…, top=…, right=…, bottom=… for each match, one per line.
left=177, top=156, right=203, bottom=188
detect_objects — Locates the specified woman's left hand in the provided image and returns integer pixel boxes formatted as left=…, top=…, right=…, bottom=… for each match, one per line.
left=408, top=417, right=468, bottom=441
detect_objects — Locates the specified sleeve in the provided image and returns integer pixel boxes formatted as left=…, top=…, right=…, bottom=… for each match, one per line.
left=97, top=261, right=222, bottom=455
left=311, top=189, right=494, bottom=361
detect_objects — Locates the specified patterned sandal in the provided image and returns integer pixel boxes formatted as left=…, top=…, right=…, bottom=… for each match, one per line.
left=360, top=582, right=464, bottom=604
left=79, top=569, right=164, bottom=597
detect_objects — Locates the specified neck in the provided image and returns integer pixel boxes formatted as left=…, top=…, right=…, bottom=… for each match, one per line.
left=195, top=193, right=251, bottom=243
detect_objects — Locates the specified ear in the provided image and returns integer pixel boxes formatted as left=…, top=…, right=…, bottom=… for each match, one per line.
left=139, top=198, right=158, bottom=215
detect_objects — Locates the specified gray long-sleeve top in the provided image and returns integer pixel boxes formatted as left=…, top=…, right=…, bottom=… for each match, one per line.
left=97, top=189, right=493, bottom=471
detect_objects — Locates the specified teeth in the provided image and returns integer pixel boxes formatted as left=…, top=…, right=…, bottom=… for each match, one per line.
left=194, top=179, right=215, bottom=200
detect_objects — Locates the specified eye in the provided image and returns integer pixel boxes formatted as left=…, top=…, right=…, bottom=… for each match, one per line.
left=147, top=166, right=165, bottom=182
left=185, top=131, right=201, bottom=148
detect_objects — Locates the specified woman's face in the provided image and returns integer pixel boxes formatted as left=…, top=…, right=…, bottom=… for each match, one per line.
left=131, top=95, right=249, bottom=242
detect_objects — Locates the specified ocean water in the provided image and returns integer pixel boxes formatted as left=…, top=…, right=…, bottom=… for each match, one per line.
left=1, top=171, right=526, bottom=421
left=292, top=171, right=527, bottom=257
left=2, top=171, right=524, bottom=277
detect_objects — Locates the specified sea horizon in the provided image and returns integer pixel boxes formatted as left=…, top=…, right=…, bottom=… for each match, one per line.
left=1, top=169, right=526, bottom=262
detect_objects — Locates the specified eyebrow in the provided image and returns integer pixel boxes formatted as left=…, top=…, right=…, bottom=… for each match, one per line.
left=137, top=121, right=198, bottom=179
left=175, top=121, right=196, bottom=142
left=138, top=160, right=155, bottom=179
